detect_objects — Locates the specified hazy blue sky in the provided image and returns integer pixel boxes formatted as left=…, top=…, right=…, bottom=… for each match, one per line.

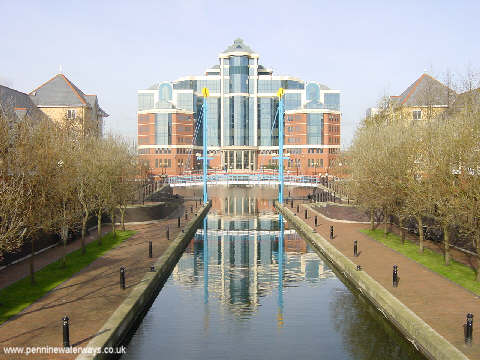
left=1, top=0, right=478, bottom=146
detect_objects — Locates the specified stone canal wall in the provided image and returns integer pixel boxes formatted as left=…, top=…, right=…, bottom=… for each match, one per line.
left=77, top=201, right=212, bottom=360
left=275, top=202, right=468, bottom=360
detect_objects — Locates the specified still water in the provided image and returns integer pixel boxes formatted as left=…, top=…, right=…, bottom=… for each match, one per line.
left=123, top=187, right=425, bottom=360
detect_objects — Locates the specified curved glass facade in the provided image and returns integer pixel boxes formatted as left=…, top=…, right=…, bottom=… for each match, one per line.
left=307, top=113, right=323, bottom=145
left=257, top=97, right=278, bottom=146
left=159, top=83, right=172, bottom=101
left=306, top=83, right=320, bottom=101
left=230, top=96, right=249, bottom=145
left=155, top=113, right=172, bottom=145
left=207, top=97, right=220, bottom=146
left=229, top=56, right=249, bottom=93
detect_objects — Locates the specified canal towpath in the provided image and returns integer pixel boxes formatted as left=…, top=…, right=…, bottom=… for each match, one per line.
left=291, top=200, right=480, bottom=360
left=0, top=199, right=198, bottom=360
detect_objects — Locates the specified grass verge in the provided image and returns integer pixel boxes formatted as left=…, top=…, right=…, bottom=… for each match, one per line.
left=360, top=229, right=480, bottom=295
left=0, top=230, right=135, bottom=324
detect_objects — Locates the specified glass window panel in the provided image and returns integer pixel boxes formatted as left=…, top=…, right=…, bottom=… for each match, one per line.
left=229, top=56, right=249, bottom=93
left=177, top=93, right=194, bottom=111
left=323, top=93, right=340, bottom=111
left=307, top=113, right=324, bottom=145
left=138, top=93, right=154, bottom=110
left=306, top=83, right=320, bottom=101
left=284, top=93, right=301, bottom=110
left=155, top=113, right=172, bottom=145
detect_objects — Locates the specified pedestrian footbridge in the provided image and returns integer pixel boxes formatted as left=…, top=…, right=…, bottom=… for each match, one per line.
left=167, top=174, right=323, bottom=187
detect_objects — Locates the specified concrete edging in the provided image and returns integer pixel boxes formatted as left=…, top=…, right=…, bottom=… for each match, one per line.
left=275, top=202, right=469, bottom=360
left=77, top=201, right=212, bottom=360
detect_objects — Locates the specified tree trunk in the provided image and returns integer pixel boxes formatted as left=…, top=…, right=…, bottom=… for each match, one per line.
left=417, top=216, right=424, bottom=253
left=384, top=210, right=388, bottom=237
left=111, top=209, right=116, bottom=238
left=443, top=224, right=450, bottom=265
left=400, top=218, right=405, bottom=244
left=97, top=211, right=102, bottom=246
left=370, top=209, right=375, bottom=231
left=30, top=235, right=35, bottom=285
left=475, top=233, right=480, bottom=281
left=81, top=210, right=88, bottom=255
left=61, top=223, right=68, bottom=267
left=120, top=208, right=126, bottom=231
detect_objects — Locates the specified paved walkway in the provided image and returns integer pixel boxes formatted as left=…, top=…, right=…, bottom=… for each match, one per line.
left=0, top=199, right=199, bottom=360
left=292, top=200, right=480, bottom=360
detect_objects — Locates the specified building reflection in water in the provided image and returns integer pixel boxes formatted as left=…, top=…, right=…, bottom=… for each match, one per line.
left=171, top=192, right=335, bottom=326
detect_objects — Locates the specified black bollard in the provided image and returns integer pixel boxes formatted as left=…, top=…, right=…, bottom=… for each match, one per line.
left=185, top=213, right=188, bottom=220
left=314, top=216, right=318, bottom=227
left=348, top=197, right=350, bottom=205
left=330, top=225, right=334, bottom=239
left=466, top=313, right=474, bottom=340
left=62, top=315, right=70, bottom=348
left=191, top=206, right=193, bottom=213
left=393, top=265, right=398, bottom=287
left=149, top=241, right=152, bottom=258
left=333, top=192, right=336, bottom=203
left=296, top=205, right=299, bottom=213
left=288, top=191, right=291, bottom=198
left=305, top=209, right=308, bottom=219
left=354, top=240, right=358, bottom=257
left=120, top=266, right=126, bottom=290
left=291, top=199, right=294, bottom=208
left=178, top=216, right=180, bottom=228
left=166, top=226, right=170, bottom=240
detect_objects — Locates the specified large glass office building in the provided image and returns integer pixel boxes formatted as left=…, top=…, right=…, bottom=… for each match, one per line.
left=137, top=39, right=341, bottom=176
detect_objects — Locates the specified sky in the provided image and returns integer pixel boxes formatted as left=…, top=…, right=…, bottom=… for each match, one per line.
left=1, top=0, right=479, bottom=147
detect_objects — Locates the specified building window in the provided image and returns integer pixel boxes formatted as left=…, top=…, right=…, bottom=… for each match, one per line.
left=138, top=93, right=154, bottom=110
left=413, top=110, right=422, bottom=120
left=67, top=109, right=76, bottom=119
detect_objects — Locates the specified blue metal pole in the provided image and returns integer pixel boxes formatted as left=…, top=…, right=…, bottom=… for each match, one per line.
left=278, top=95, right=284, bottom=204
left=203, top=96, right=208, bottom=204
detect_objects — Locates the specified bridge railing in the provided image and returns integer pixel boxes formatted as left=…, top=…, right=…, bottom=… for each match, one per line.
left=167, top=174, right=322, bottom=186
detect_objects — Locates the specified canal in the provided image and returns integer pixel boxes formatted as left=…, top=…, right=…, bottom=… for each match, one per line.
left=122, top=186, right=425, bottom=360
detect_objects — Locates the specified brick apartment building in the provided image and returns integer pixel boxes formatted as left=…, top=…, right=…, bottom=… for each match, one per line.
left=137, top=39, right=341, bottom=177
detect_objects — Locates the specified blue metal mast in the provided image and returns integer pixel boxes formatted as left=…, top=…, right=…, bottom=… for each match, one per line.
left=200, top=88, right=212, bottom=205
left=276, top=88, right=287, bottom=204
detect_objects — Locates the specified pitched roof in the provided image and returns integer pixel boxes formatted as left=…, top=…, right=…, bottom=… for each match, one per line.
left=393, top=73, right=454, bottom=107
left=29, top=73, right=88, bottom=107
left=223, top=38, right=254, bottom=54
left=0, top=85, right=36, bottom=110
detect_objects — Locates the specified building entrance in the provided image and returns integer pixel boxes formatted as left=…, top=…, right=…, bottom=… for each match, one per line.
left=222, top=150, right=257, bottom=171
